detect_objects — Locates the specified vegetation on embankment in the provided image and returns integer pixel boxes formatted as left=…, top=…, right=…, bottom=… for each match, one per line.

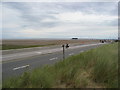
left=2, top=44, right=55, bottom=50
left=3, top=43, right=118, bottom=88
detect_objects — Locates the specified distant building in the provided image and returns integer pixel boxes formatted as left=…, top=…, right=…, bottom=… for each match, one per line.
left=72, top=38, right=78, bottom=40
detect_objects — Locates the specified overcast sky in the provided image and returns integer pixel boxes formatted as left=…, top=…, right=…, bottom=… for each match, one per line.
left=2, top=2, right=118, bottom=39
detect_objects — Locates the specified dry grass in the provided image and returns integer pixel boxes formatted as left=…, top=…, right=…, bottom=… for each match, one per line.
left=2, top=39, right=99, bottom=50
left=3, top=39, right=99, bottom=46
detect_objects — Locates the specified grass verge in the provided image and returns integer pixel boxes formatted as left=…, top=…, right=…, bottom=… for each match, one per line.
left=2, top=44, right=55, bottom=50
left=3, top=43, right=118, bottom=88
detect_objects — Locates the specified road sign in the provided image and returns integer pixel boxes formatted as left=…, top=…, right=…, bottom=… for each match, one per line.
left=62, top=44, right=69, bottom=60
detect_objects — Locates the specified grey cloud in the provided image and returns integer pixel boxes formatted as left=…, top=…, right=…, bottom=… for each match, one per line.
left=4, top=2, right=117, bottom=29
left=49, top=2, right=117, bottom=15
left=4, top=2, right=61, bottom=28
left=2, top=2, right=118, bottom=39
left=3, top=2, right=70, bottom=28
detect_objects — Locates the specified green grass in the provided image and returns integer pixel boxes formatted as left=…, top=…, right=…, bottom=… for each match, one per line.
left=3, top=43, right=118, bottom=88
left=2, top=44, right=55, bottom=50
left=0, top=45, right=1, bottom=50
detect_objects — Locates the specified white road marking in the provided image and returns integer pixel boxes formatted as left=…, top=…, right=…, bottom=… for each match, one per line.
left=49, top=57, right=58, bottom=61
left=35, top=52, right=42, bottom=54
left=13, top=65, right=30, bottom=70
left=80, top=50, right=84, bottom=52
left=69, top=53, right=74, bottom=56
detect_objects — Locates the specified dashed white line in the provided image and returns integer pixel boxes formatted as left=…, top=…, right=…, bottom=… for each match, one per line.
left=13, top=65, right=30, bottom=70
left=80, top=50, right=84, bottom=53
left=69, top=53, right=74, bottom=56
left=49, top=57, right=58, bottom=61
left=35, top=52, right=42, bottom=54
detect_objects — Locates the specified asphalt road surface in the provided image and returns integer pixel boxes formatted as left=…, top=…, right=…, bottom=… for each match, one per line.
left=2, top=43, right=106, bottom=80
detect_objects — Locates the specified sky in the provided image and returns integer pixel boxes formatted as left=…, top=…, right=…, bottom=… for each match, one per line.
left=1, top=1, right=118, bottom=39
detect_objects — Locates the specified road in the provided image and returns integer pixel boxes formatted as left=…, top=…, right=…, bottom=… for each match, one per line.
left=2, top=43, right=106, bottom=80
